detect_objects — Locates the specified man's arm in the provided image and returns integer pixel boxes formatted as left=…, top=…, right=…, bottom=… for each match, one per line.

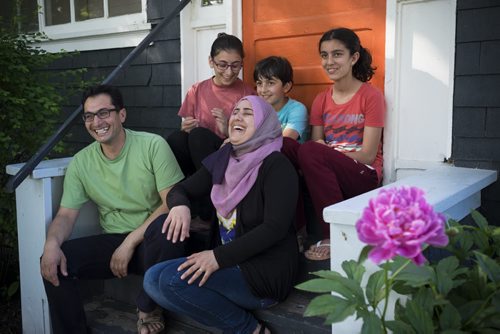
left=40, top=207, right=79, bottom=286
left=110, top=187, right=172, bottom=278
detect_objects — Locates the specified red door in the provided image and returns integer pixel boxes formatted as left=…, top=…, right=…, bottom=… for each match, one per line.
left=242, top=0, right=386, bottom=110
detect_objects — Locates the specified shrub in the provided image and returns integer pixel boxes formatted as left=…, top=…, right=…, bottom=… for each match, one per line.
left=0, top=27, right=85, bottom=300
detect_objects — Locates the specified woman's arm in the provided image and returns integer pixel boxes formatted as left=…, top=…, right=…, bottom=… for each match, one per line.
left=311, top=125, right=324, bottom=141
left=343, top=126, right=382, bottom=165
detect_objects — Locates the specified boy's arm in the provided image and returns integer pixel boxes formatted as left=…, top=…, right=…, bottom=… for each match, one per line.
left=283, top=128, right=300, bottom=140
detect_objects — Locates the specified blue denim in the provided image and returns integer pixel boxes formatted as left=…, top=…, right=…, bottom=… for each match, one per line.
left=144, top=257, right=276, bottom=334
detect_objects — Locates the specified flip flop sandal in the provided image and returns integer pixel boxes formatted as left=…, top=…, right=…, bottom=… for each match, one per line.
left=304, top=241, right=331, bottom=261
left=137, top=307, right=165, bottom=334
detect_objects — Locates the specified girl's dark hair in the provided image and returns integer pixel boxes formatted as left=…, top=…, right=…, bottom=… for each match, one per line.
left=253, top=56, right=293, bottom=85
left=319, top=27, right=375, bottom=82
left=81, top=84, right=124, bottom=110
left=210, top=32, right=244, bottom=58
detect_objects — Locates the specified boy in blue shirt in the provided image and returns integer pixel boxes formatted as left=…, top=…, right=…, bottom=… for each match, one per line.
left=254, top=56, right=309, bottom=143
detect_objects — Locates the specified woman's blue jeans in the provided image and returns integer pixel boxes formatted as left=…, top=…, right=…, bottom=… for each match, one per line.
left=144, top=257, right=276, bottom=334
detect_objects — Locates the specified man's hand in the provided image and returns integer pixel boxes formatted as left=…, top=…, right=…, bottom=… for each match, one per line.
left=211, top=108, right=228, bottom=136
left=181, top=117, right=199, bottom=133
left=110, top=242, right=135, bottom=278
left=178, top=250, right=219, bottom=286
left=40, top=244, right=67, bottom=287
left=162, top=205, right=191, bottom=243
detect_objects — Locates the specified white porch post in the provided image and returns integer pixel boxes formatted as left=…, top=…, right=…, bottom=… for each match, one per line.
left=7, top=158, right=100, bottom=333
left=6, top=158, right=71, bottom=333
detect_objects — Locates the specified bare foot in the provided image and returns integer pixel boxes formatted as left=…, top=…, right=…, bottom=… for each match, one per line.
left=137, top=309, right=165, bottom=334
left=252, top=322, right=271, bottom=334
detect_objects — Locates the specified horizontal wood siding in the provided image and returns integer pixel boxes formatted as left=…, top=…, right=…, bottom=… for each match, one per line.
left=453, top=0, right=500, bottom=224
left=47, top=0, right=182, bottom=155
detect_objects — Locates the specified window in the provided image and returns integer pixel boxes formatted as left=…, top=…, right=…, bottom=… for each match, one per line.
left=36, top=0, right=150, bottom=52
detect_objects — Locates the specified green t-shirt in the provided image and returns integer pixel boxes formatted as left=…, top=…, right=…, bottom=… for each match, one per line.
left=61, top=129, right=184, bottom=233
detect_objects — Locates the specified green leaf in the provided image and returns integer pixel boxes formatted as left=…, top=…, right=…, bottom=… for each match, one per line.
left=474, top=251, right=500, bottom=283
left=365, top=270, right=386, bottom=306
left=412, top=287, right=435, bottom=317
left=439, top=303, right=462, bottom=330
left=7, top=281, right=19, bottom=298
left=471, top=210, right=488, bottom=230
left=394, top=262, right=435, bottom=288
left=310, top=270, right=342, bottom=280
left=405, top=299, right=434, bottom=334
left=361, top=312, right=383, bottom=334
left=436, top=259, right=455, bottom=295
left=358, top=245, right=371, bottom=264
left=295, top=278, right=353, bottom=298
left=342, top=260, right=366, bottom=284
left=440, top=330, right=468, bottom=334
left=304, top=294, right=356, bottom=324
left=458, top=300, right=483, bottom=324
left=385, top=320, right=416, bottom=334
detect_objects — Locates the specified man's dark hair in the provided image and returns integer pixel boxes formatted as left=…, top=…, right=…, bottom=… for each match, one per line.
left=81, top=85, right=124, bottom=110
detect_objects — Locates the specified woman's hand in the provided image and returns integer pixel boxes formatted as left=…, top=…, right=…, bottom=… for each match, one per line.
left=181, top=117, right=199, bottom=132
left=178, top=250, right=220, bottom=286
left=211, top=108, right=228, bottom=136
left=162, top=205, right=191, bottom=243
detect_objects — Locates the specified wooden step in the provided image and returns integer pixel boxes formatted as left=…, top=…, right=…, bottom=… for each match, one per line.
left=84, top=254, right=331, bottom=334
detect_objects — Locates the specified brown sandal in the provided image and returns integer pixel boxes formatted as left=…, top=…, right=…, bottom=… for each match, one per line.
left=137, top=307, right=165, bottom=334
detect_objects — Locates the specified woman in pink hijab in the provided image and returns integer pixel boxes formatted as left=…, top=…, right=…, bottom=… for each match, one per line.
left=144, top=96, right=299, bottom=334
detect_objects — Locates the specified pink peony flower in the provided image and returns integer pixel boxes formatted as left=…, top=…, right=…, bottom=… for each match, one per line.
left=355, top=187, right=449, bottom=265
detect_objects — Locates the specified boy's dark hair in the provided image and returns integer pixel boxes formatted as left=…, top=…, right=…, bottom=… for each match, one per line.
left=210, top=33, right=244, bottom=58
left=81, top=85, right=124, bottom=110
left=253, top=56, right=293, bottom=84
left=319, top=27, right=376, bottom=82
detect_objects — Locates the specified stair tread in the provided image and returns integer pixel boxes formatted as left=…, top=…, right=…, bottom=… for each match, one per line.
left=85, top=289, right=329, bottom=334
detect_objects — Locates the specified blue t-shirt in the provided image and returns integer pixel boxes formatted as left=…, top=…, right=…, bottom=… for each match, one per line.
left=277, top=98, right=309, bottom=143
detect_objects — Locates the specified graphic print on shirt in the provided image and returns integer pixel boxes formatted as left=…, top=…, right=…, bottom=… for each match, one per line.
left=217, top=210, right=237, bottom=244
left=323, top=111, right=365, bottom=152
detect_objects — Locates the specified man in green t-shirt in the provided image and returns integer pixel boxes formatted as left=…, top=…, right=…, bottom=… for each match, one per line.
left=40, top=85, right=185, bottom=334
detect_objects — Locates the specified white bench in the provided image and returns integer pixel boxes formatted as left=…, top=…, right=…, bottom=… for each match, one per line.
left=323, top=165, right=498, bottom=334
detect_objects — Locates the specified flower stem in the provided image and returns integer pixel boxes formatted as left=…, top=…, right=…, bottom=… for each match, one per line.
left=381, top=267, right=389, bottom=334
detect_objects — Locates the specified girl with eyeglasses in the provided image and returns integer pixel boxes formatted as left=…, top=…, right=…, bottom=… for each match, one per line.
left=167, top=33, right=255, bottom=179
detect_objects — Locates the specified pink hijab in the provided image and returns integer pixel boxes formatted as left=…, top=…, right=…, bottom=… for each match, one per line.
left=202, top=95, right=282, bottom=218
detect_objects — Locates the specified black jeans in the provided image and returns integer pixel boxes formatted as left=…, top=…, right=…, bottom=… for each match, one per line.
left=42, top=214, right=185, bottom=334
left=166, top=127, right=223, bottom=176
left=167, top=127, right=222, bottom=220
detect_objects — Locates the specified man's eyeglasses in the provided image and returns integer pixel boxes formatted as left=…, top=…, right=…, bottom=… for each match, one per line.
left=212, top=60, right=242, bottom=72
left=82, top=108, right=118, bottom=122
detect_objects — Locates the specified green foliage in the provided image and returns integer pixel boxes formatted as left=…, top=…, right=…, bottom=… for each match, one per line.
left=297, top=211, right=500, bottom=333
left=0, top=24, right=86, bottom=301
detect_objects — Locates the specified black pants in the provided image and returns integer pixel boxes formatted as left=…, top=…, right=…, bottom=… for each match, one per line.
left=43, top=214, right=185, bottom=334
left=167, top=127, right=222, bottom=220
left=167, top=127, right=223, bottom=176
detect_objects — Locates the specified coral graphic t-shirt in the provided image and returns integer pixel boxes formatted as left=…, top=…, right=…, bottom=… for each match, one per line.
left=310, top=83, right=385, bottom=181
left=178, top=78, right=255, bottom=138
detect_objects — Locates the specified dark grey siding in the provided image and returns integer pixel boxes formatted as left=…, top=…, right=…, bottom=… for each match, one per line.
left=453, top=0, right=500, bottom=224
left=49, top=0, right=182, bottom=154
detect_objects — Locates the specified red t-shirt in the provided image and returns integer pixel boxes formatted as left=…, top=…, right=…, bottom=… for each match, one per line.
left=310, top=83, right=386, bottom=181
left=178, top=78, right=255, bottom=138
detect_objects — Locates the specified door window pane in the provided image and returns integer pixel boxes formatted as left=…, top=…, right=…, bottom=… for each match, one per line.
left=75, top=0, right=103, bottom=21
left=44, top=0, right=70, bottom=26
left=109, top=0, right=141, bottom=17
